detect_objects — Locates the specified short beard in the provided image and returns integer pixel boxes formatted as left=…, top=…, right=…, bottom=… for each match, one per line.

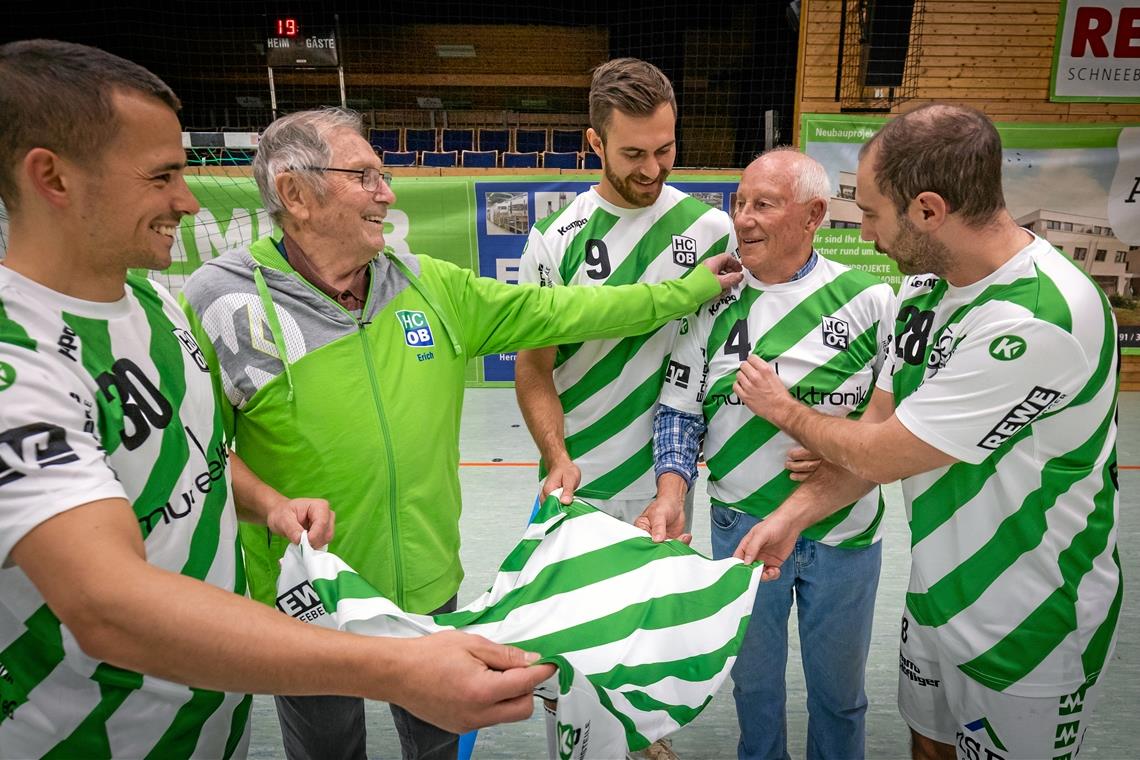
left=880, top=214, right=952, bottom=276
left=602, top=144, right=669, bottom=208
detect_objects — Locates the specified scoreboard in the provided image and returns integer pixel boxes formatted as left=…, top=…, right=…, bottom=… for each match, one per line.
left=266, top=17, right=339, bottom=68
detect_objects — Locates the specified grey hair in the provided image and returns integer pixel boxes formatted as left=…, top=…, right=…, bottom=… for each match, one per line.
left=254, top=107, right=363, bottom=224
left=760, top=146, right=831, bottom=205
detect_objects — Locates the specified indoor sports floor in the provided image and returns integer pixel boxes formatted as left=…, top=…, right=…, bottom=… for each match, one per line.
left=246, top=389, right=1140, bottom=759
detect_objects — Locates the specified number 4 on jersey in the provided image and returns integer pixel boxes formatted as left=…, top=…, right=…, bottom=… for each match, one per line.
left=725, top=319, right=752, bottom=363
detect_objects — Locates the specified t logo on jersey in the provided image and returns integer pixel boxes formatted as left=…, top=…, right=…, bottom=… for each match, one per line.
left=989, top=335, right=1026, bottom=361
left=666, top=360, right=691, bottom=389
left=821, top=316, right=850, bottom=350
left=173, top=328, right=209, bottom=372
left=395, top=310, right=434, bottom=347
left=0, top=422, right=79, bottom=487
left=672, top=235, right=698, bottom=268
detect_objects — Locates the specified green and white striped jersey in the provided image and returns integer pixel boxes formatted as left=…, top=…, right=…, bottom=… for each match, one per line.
left=880, top=234, right=1121, bottom=696
left=660, top=255, right=894, bottom=547
left=277, top=495, right=761, bottom=759
left=0, top=267, right=250, bottom=759
left=519, top=186, right=735, bottom=501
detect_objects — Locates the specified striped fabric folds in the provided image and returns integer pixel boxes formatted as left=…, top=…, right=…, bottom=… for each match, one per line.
left=276, top=495, right=761, bottom=759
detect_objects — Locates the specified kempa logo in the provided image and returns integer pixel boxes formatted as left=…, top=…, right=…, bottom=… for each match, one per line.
left=396, top=310, right=434, bottom=348
left=671, top=234, right=697, bottom=267
left=0, top=361, right=15, bottom=391
left=173, top=328, right=209, bottom=372
left=0, top=422, right=79, bottom=487
left=708, top=292, right=737, bottom=317
left=821, top=316, right=850, bottom=350
left=557, top=218, right=588, bottom=236
left=978, top=386, right=1063, bottom=450
left=988, top=335, right=1026, bottom=361
left=666, top=360, right=691, bottom=389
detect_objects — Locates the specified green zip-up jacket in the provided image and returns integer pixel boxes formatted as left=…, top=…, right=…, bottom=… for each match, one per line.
left=180, top=236, right=721, bottom=612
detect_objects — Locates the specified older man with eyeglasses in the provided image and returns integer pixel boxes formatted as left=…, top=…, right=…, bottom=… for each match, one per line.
left=179, top=107, right=742, bottom=760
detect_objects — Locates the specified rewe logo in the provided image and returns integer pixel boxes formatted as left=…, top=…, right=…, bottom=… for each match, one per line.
left=978, top=386, right=1063, bottom=450
left=396, top=310, right=434, bottom=348
left=671, top=235, right=697, bottom=267
left=988, top=335, right=1026, bottom=361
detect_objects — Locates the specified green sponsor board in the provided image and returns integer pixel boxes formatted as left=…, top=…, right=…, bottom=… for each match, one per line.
left=168, top=176, right=476, bottom=276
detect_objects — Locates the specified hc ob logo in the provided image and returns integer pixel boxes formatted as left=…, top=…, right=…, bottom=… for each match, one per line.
left=821, top=316, right=850, bottom=350
left=396, top=310, right=434, bottom=348
left=672, top=235, right=697, bottom=268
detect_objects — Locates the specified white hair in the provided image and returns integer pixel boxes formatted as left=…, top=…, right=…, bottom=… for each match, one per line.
left=253, top=107, right=363, bottom=224
left=757, top=146, right=832, bottom=205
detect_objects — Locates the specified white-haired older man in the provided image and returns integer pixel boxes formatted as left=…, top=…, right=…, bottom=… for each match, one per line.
left=641, top=148, right=894, bottom=760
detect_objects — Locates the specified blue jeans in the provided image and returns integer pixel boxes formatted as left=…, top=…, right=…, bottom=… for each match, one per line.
left=711, top=506, right=881, bottom=760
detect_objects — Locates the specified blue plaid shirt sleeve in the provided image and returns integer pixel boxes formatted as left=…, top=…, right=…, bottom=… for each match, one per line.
left=653, top=403, right=707, bottom=489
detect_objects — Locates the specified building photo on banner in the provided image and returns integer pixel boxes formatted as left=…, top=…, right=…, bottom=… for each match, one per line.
left=801, top=113, right=1140, bottom=356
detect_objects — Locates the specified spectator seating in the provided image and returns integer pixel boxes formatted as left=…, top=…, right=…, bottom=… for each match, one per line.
left=461, top=150, right=498, bottom=168
left=442, top=128, right=474, bottom=153
left=583, top=150, right=602, bottom=170
left=381, top=150, right=416, bottom=167
left=551, top=128, right=585, bottom=153
left=368, top=128, right=401, bottom=154
left=477, top=128, right=510, bottom=153
left=514, top=128, right=548, bottom=154
left=404, top=128, right=439, bottom=154
left=542, top=151, right=580, bottom=169
left=502, top=151, right=540, bottom=168
left=421, top=150, right=458, bottom=167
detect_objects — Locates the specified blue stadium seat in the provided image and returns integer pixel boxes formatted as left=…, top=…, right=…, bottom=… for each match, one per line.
left=514, top=128, right=548, bottom=154
left=583, top=151, right=602, bottom=170
left=477, top=128, right=510, bottom=153
left=502, top=151, right=539, bottom=168
left=382, top=150, right=416, bottom=167
left=368, top=128, right=401, bottom=153
left=551, top=128, right=584, bottom=153
left=404, top=128, right=438, bottom=153
left=442, top=128, right=474, bottom=153
left=462, top=150, right=498, bottom=168
left=542, top=151, right=579, bottom=169
left=421, top=150, right=458, bottom=168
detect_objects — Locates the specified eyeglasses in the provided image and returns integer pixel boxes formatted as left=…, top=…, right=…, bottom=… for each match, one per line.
left=306, top=166, right=393, bottom=192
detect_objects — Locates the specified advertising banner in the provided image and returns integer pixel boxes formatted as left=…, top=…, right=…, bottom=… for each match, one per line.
left=1051, top=0, right=1140, bottom=102
left=801, top=113, right=1140, bottom=352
